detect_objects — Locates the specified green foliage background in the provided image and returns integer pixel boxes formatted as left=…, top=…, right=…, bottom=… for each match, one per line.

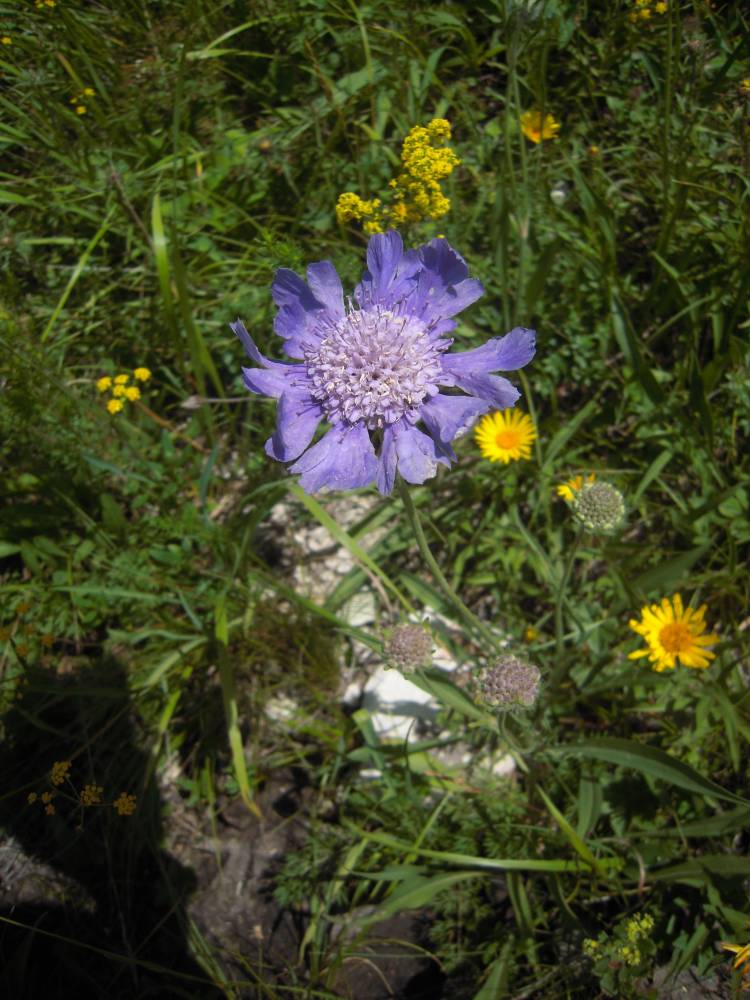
left=1, top=0, right=749, bottom=996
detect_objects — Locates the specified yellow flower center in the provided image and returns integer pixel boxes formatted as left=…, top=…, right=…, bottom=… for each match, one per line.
left=495, top=429, right=521, bottom=450
left=659, top=621, right=692, bottom=653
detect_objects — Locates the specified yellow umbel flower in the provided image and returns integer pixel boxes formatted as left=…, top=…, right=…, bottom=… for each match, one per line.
left=628, top=594, right=719, bottom=672
left=557, top=473, right=597, bottom=502
left=50, top=760, right=71, bottom=786
left=520, top=111, right=560, bottom=144
left=81, top=784, right=104, bottom=806
left=475, top=409, right=537, bottom=464
left=133, top=367, right=152, bottom=382
left=107, top=398, right=124, bottom=415
left=113, top=792, right=137, bottom=816
left=96, top=376, right=112, bottom=393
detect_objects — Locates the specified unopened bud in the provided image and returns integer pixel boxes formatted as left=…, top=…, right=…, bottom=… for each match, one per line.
left=477, top=655, right=541, bottom=710
left=384, top=624, right=433, bottom=673
left=572, top=481, right=626, bottom=533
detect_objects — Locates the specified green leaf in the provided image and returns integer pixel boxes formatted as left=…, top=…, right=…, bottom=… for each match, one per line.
left=536, top=786, right=605, bottom=875
left=548, top=737, right=750, bottom=806
left=650, top=855, right=750, bottom=883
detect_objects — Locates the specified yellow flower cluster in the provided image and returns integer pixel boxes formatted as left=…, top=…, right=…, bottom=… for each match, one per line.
left=80, top=784, right=104, bottom=806
left=336, top=119, right=460, bottom=234
left=628, top=0, right=667, bottom=20
left=97, top=367, right=151, bottom=415
left=2, top=36, right=11, bottom=45
left=35, top=0, right=57, bottom=7
left=50, top=760, right=72, bottom=786
left=113, top=792, right=137, bottom=816
left=69, top=86, right=95, bottom=116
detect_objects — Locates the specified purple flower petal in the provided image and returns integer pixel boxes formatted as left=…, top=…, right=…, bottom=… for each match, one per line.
left=442, top=327, right=536, bottom=377
left=271, top=268, right=337, bottom=358
left=233, top=319, right=308, bottom=398
left=265, top=390, right=324, bottom=462
left=408, top=238, right=484, bottom=326
left=354, top=231, right=421, bottom=308
left=376, top=419, right=450, bottom=494
left=305, top=261, right=345, bottom=321
left=445, top=371, right=521, bottom=410
left=289, top=423, right=378, bottom=493
left=420, top=394, right=490, bottom=451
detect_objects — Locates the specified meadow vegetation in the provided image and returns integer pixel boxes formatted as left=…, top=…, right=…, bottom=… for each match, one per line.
left=1, top=0, right=750, bottom=996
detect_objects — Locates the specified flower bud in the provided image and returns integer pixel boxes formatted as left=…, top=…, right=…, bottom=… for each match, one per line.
left=384, top=624, right=433, bottom=673
left=572, top=481, right=626, bottom=533
left=477, top=655, right=541, bottom=710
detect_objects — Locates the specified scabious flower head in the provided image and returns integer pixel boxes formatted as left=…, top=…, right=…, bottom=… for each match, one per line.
left=114, top=373, right=129, bottom=385
left=107, top=398, right=124, bottom=415
left=572, top=481, right=626, bottom=533
left=629, top=593, right=719, bottom=672
left=133, top=367, right=152, bottom=382
left=477, top=654, right=541, bottom=710
left=124, top=386, right=141, bottom=401
left=520, top=110, right=560, bottom=144
left=384, top=623, right=433, bottom=673
left=474, top=408, right=536, bottom=463
left=234, top=231, right=535, bottom=494
left=96, top=376, right=112, bottom=393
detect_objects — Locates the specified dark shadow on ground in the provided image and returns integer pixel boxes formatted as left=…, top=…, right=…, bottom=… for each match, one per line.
left=0, top=657, right=223, bottom=999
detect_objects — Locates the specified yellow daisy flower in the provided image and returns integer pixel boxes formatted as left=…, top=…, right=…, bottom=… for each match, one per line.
left=114, top=373, right=129, bottom=385
left=520, top=110, right=560, bottom=144
left=628, top=594, right=719, bottom=672
left=123, top=386, right=141, bottom=401
left=112, top=384, right=126, bottom=397
left=475, top=409, right=537, bottom=464
left=722, top=930, right=750, bottom=989
left=107, top=398, right=124, bottom=415
left=96, top=376, right=112, bottom=393
left=556, top=473, right=596, bottom=503
left=133, top=367, right=152, bottom=382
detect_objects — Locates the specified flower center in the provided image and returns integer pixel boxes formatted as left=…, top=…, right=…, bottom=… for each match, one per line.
left=304, top=306, right=445, bottom=429
left=659, top=621, right=692, bottom=654
left=495, top=430, right=521, bottom=451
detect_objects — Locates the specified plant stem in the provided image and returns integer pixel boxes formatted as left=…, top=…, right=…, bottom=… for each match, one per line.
left=397, top=478, right=502, bottom=656
left=548, top=530, right=583, bottom=692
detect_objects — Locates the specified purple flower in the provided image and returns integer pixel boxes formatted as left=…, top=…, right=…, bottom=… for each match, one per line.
left=233, top=231, right=535, bottom=495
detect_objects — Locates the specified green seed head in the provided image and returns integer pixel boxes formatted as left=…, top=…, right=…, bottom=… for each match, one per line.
left=572, top=481, right=626, bottom=533
left=477, top=654, right=541, bottom=710
left=384, top=624, right=433, bottom=673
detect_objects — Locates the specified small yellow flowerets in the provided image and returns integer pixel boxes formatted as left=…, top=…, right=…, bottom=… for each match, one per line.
left=113, top=792, right=137, bottom=816
left=336, top=119, right=460, bottom=234
left=628, top=0, right=667, bottom=20
left=97, top=367, right=151, bottom=415
left=50, top=760, right=72, bottom=786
